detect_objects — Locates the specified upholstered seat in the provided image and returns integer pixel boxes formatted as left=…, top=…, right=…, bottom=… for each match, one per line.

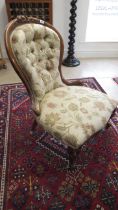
left=5, top=16, right=117, bottom=167
left=38, top=86, right=117, bottom=149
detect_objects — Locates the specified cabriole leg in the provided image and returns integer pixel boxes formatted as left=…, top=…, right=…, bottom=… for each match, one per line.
left=67, top=146, right=76, bottom=169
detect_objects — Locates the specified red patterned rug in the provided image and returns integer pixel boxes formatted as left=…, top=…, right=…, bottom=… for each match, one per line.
left=113, top=77, right=118, bottom=85
left=0, top=78, right=118, bottom=210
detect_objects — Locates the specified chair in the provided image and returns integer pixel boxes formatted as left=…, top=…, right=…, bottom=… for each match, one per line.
left=5, top=16, right=117, bottom=168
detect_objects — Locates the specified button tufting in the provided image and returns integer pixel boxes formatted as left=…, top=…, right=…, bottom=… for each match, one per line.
left=11, top=23, right=63, bottom=103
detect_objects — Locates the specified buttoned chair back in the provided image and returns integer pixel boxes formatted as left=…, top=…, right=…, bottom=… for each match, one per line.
left=5, top=16, right=65, bottom=114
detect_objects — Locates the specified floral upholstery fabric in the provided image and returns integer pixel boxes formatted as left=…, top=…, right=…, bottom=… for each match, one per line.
left=10, top=23, right=64, bottom=113
left=37, top=86, right=118, bottom=149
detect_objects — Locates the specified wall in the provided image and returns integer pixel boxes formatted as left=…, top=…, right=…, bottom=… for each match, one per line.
left=0, top=0, right=8, bottom=57
left=54, top=0, right=118, bottom=58
left=53, top=0, right=90, bottom=57
left=53, top=0, right=70, bottom=51
left=78, top=0, right=118, bottom=58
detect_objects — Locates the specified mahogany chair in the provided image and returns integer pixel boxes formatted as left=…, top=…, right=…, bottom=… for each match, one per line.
left=5, top=16, right=117, bottom=168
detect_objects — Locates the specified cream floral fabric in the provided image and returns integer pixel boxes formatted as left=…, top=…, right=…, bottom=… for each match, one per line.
left=10, top=23, right=64, bottom=113
left=37, top=86, right=117, bottom=149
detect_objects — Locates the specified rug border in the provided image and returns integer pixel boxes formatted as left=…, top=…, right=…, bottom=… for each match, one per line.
left=0, top=89, right=11, bottom=210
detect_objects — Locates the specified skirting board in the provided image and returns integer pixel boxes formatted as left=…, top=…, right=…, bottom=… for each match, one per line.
left=64, top=42, right=118, bottom=58
left=64, top=50, right=118, bottom=58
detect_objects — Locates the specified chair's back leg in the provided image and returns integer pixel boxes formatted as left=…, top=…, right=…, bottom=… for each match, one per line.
left=30, top=119, right=38, bottom=134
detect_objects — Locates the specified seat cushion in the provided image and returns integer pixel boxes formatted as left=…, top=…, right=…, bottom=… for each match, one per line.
left=37, top=86, right=117, bottom=149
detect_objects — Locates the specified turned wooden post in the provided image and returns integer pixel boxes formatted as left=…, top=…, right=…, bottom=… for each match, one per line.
left=63, top=0, right=80, bottom=67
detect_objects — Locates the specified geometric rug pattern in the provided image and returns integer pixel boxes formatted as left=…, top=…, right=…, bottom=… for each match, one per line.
left=0, top=78, right=118, bottom=210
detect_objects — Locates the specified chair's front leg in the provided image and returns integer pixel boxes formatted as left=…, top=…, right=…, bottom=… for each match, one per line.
left=67, top=146, right=76, bottom=169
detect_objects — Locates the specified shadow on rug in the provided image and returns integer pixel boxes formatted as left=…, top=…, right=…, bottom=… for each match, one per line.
left=113, top=77, right=118, bottom=85
left=0, top=78, right=118, bottom=210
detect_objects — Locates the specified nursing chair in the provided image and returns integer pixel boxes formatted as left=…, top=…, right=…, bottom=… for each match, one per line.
left=5, top=16, right=117, bottom=168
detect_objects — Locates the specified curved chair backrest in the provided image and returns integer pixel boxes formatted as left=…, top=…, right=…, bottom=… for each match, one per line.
left=5, top=16, right=64, bottom=108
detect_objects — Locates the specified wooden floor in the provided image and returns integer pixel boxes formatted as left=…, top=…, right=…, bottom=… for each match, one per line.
left=0, top=58, right=118, bottom=100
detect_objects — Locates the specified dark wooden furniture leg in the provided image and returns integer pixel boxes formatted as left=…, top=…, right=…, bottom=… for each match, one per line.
left=68, top=146, right=76, bottom=169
